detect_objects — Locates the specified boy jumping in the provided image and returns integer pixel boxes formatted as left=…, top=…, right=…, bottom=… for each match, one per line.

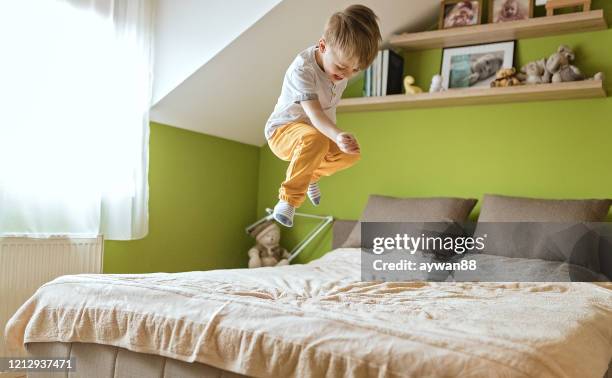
left=265, top=4, right=381, bottom=227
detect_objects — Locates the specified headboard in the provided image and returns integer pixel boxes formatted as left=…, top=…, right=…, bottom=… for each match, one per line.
left=332, top=219, right=357, bottom=249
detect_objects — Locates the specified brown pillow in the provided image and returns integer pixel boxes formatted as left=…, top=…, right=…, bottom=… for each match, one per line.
left=474, top=194, right=612, bottom=272
left=342, top=195, right=478, bottom=248
left=477, top=194, right=612, bottom=222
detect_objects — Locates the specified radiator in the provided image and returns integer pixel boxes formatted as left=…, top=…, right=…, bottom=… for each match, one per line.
left=0, top=236, right=104, bottom=357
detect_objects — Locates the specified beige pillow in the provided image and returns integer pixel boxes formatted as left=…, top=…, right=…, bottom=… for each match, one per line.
left=477, top=194, right=612, bottom=222
left=342, top=195, right=478, bottom=248
left=474, top=194, right=612, bottom=272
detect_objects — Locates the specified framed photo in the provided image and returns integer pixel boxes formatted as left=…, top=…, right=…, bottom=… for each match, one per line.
left=439, top=0, right=483, bottom=29
left=489, top=0, right=534, bottom=23
left=440, top=41, right=516, bottom=89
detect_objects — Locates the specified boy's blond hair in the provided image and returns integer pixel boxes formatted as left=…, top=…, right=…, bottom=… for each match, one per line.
left=323, top=4, right=382, bottom=70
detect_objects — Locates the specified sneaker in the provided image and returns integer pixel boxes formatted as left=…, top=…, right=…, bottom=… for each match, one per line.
left=273, top=200, right=295, bottom=227
left=307, top=182, right=321, bottom=206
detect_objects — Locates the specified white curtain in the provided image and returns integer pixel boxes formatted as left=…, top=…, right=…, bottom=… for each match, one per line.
left=0, top=0, right=155, bottom=240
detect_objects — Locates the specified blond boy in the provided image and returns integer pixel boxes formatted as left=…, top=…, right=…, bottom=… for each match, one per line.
left=265, top=4, right=381, bottom=227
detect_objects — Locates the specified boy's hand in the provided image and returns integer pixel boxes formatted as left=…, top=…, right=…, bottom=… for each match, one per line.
left=336, top=132, right=360, bottom=154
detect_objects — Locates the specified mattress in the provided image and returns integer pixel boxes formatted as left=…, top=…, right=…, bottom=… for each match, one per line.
left=21, top=342, right=612, bottom=378
left=24, top=341, right=244, bottom=378
left=5, top=248, right=612, bottom=378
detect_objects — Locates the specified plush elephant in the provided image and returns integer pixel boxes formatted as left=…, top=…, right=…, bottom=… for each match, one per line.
left=546, top=45, right=585, bottom=83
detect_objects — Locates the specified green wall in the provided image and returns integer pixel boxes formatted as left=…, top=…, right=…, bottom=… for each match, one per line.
left=257, top=1, right=612, bottom=264
left=103, top=122, right=260, bottom=273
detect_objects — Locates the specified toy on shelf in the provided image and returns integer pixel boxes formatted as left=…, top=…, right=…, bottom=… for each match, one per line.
left=546, top=44, right=603, bottom=83
left=429, top=74, right=445, bottom=93
left=546, top=45, right=584, bottom=82
left=520, top=59, right=551, bottom=84
left=517, top=45, right=604, bottom=85
left=403, top=75, right=423, bottom=94
left=491, top=68, right=524, bottom=87
left=545, top=0, right=591, bottom=16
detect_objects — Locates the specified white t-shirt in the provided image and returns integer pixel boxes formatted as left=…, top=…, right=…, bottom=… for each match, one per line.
left=264, top=45, right=348, bottom=140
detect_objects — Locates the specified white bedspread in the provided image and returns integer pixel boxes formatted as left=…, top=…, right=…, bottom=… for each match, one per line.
left=5, top=248, right=612, bottom=378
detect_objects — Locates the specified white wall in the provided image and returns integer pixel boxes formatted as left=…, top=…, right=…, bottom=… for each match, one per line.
left=152, top=0, right=281, bottom=104
left=150, top=0, right=439, bottom=146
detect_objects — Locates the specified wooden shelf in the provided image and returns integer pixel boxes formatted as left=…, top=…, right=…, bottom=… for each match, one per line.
left=390, top=10, right=607, bottom=51
left=337, top=80, right=606, bottom=113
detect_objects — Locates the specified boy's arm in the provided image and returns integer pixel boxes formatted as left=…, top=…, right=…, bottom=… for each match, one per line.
left=300, top=99, right=342, bottom=140
left=301, top=99, right=360, bottom=154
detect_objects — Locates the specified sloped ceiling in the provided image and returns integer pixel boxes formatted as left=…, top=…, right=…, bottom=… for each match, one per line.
left=152, top=0, right=282, bottom=104
left=150, top=0, right=439, bottom=146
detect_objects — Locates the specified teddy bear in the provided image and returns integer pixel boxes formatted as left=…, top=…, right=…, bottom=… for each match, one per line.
left=520, top=46, right=603, bottom=85
left=247, top=220, right=290, bottom=268
left=546, top=45, right=585, bottom=83
left=490, top=67, right=523, bottom=87
left=520, top=58, right=551, bottom=85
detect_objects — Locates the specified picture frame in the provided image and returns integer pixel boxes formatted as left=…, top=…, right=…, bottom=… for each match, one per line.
left=489, top=0, right=535, bottom=23
left=439, top=0, right=483, bottom=29
left=545, top=0, right=591, bottom=16
left=440, top=41, right=516, bottom=90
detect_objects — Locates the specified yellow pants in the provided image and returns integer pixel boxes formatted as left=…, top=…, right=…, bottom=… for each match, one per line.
left=268, top=122, right=361, bottom=207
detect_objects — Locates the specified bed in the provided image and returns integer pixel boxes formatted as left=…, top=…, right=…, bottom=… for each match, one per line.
left=5, top=232, right=612, bottom=377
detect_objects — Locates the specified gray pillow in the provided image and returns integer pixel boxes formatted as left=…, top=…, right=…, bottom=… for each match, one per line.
left=342, top=195, right=478, bottom=248
left=476, top=194, right=611, bottom=222
left=474, top=194, right=612, bottom=273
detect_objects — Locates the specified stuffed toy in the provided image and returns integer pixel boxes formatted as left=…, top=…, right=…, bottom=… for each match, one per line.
left=248, top=220, right=290, bottom=268
left=490, top=67, right=523, bottom=87
left=521, top=46, right=603, bottom=85
left=520, top=59, right=551, bottom=84
left=546, top=45, right=585, bottom=83
left=403, top=76, right=423, bottom=95
left=590, top=72, right=605, bottom=81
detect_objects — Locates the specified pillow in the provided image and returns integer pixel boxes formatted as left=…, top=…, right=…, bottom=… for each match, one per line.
left=476, top=194, right=612, bottom=222
left=332, top=219, right=358, bottom=249
left=474, top=194, right=612, bottom=273
left=342, top=195, right=478, bottom=248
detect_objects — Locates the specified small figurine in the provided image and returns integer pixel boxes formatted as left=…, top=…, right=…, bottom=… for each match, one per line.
left=429, top=74, right=444, bottom=93
left=403, top=75, right=423, bottom=95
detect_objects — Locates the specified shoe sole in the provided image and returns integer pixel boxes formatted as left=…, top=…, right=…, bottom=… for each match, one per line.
left=273, top=213, right=293, bottom=227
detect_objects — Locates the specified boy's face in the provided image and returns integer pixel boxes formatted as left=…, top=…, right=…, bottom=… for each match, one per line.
left=317, top=38, right=360, bottom=83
